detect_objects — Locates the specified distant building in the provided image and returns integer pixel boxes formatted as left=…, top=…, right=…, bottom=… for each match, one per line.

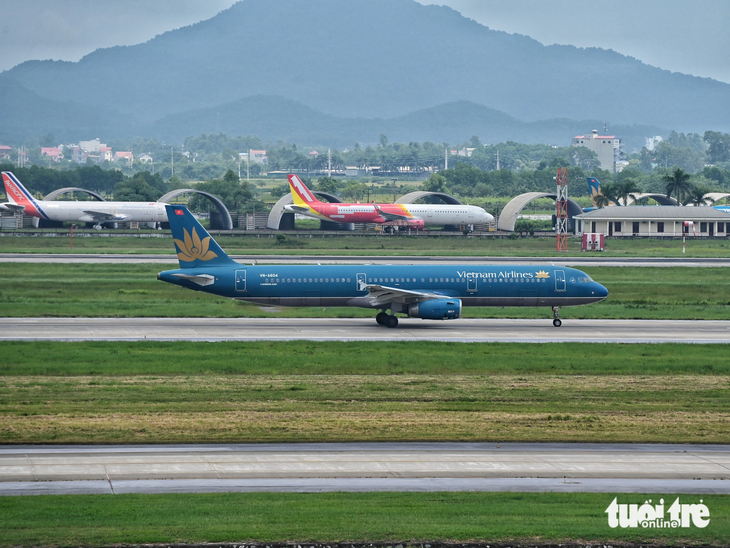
left=572, top=130, right=621, bottom=172
left=575, top=206, right=730, bottom=237
left=240, top=150, right=268, bottom=165
left=139, top=153, right=153, bottom=164
left=114, top=151, right=134, bottom=163
left=645, top=136, right=663, bottom=151
left=0, top=145, right=11, bottom=160
left=79, top=138, right=105, bottom=153
left=100, top=146, right=113, bottom=162
left=308, top=150, right=319, bottom=157
left=41, top=147, right=64, bottom=161
left=71, top=147, right=87, bottom=164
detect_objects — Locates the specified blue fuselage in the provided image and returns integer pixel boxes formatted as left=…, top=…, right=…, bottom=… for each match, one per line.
left=158, top=263, right=608, bottom=309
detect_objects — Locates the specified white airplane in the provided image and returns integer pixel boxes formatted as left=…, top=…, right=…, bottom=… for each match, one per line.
left=284, top=174, right=493, bottom=232
left=1, top=171, right=167, bottom=229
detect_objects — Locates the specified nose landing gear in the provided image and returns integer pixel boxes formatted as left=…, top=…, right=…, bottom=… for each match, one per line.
left=552, top=306, right=562, bottom=327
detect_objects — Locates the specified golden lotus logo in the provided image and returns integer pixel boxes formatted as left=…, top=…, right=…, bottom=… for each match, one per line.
left=174, top=227, right=218, bottom=262
left=535, top=270, right=550, bottom=279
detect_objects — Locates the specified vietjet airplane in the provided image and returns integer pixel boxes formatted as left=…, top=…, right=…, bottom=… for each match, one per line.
left=158, top=204, right=608, bottom=327
left=1, top=171, right=167, bottom=229
left=284, top=174, right=493, bottom=231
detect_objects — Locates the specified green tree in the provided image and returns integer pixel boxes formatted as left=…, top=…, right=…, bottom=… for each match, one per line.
left=421, top=172, right=450, bottom=194
left=662, top=168, right=692, bottom=205
left=684, top=184, right=714, bottom=206
left=703, top=131, right=730, bottom=164
left=315, top=176, right=343, bottom=195
left=593, top=181, right=618, bottom=208
left=113, top=174, right=162, bottom=201
left=615, top=179, right=642, bottom=205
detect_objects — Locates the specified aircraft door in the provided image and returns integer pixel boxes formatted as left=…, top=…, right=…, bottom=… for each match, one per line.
left=235, top=270, right=247, bottom=292
left=467, top=276, right=477, bottom=293
left=356, top=272, right=367, bottom=291
left=554, top=269, right=566, bottom=292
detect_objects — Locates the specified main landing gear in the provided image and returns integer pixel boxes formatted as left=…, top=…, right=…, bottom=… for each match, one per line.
left=552, top=306, right=562, bottom=328
left=376, top=311, right=399, bottom=328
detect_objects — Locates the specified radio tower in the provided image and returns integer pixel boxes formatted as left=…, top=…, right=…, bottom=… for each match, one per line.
left=556, top=167, right=568, bottom=252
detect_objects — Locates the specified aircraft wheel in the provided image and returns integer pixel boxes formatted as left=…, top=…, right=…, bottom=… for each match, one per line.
left=386, top=315, right=399, bottom=328
left=553, top=319, right=562, bottom=328
left=376, top=312, right=388, bottom=325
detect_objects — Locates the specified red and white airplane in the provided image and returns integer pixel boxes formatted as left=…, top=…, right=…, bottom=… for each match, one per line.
left=1, top=171, right=167, bottom=229
left=284, top=174, right=492, bottom=231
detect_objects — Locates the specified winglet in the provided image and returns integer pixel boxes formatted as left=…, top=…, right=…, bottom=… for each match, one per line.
left=165, top=205, right=237, bottom=269
left=288, top=174, right=320, bottom=206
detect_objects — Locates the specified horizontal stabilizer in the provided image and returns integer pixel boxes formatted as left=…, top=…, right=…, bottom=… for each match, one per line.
left=171, top=273, right=215, bottom=286
left=0, top=203, right=25, bottom=213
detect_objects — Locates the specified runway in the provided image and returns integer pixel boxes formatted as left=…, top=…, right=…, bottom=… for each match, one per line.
left=2, top=253, right=730, bottom=267
left=1, top=443, right=728, bottom=496
left=1, top=317, right=729, bottom=343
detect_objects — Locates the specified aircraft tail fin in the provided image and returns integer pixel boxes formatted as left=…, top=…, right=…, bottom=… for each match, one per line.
left=587, top=177, right=601, bottom=208
left=165, top=205, right=237, bottom=269
left=288, top=174, right=321, bottom=206
left=2, top=171, right=47, bottom=218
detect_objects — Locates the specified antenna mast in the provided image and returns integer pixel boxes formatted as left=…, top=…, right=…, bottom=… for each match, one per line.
left=556, top=167, right=569, bottom=252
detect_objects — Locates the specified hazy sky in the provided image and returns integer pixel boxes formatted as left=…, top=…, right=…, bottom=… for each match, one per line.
left=1, top=0, right=728, bottom=83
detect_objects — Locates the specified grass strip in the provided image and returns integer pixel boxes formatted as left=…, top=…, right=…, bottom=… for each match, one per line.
left=1, top=341, right=729, bottom=375
left=3, top=233, right=730, bottom=256
left=2, top=372, right=728, bottom=444
left=2, top=263, right=730, bottom=319
left=1, top=492, right=727, bottom=546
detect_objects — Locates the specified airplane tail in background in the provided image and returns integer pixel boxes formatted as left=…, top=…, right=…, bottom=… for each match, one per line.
left=2, top=171, right=47, bottom=218
left=288, top=174, right=321, bottom=207
left=587, top=177, right=601, bottom=208
left=164, top=205, right=237, bottom=269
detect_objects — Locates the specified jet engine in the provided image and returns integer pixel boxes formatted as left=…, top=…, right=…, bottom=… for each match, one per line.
left=408, top=298, right=461, bottom=320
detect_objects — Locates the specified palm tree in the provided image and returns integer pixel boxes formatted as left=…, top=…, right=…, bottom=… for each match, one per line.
left=684, top=185, right=715, bottom=207
left=594, top=181, right=619, bottom=208
left=616, top=179, right=642, bottom=205
left=662, top=168, right=692, bottom=205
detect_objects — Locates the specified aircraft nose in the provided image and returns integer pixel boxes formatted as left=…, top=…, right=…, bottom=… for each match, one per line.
left=594, top=282, right=609, bottom=299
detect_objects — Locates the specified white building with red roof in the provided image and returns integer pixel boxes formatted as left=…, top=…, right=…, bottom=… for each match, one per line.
left=572, top=130, right=621, bottom=172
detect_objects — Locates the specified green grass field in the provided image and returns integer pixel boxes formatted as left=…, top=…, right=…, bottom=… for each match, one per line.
left=1, top=492, right=727, bottom=546
left=1, top=342, right=728, bottom=444
left=2, top=241, right=728, bottom=546
left=1, top=263, right=729, bottom=319
left=3, top=248, right=722, bottom=328
left=3, top=232, right=730, bottom=256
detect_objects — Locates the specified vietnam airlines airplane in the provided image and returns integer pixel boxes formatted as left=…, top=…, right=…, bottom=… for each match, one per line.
left=158, top=205, right=608, bottom=327
left=1, top=171, right=167, bottom=229
left=284, top=174, right=493, bottom=231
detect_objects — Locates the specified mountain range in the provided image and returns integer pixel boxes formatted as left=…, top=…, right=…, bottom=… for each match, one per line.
left=1, top=0, right=727, bottom=148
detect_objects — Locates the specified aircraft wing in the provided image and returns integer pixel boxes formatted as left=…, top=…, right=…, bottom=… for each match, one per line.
left=79, top=210, right=129, bottom=222
left=284, top=204, right=313, bottom=214
left=373, top=204, right=414, bottom=222
left=358, top=281, right=445, bottom=306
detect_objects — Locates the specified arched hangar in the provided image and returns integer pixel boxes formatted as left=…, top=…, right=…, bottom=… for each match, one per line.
left=498, top=192, right=583, bottom=232
left=395, top=191, right=463, bottom=205
left=158, top=189, right=233, bottom=230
